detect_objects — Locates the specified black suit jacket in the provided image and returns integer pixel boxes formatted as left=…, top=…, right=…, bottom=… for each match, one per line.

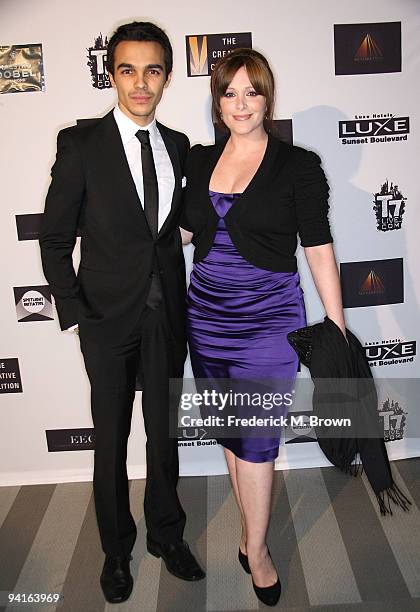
left=181, top=133, right=333, bottom=272
left=40, top=110, right=189, bottom=345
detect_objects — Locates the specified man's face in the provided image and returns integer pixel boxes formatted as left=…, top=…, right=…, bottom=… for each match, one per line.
left=109, top=40, right=171, bottom=126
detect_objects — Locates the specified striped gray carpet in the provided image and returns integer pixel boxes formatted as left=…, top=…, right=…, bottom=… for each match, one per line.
left=1, top=458, right=420, bottom=612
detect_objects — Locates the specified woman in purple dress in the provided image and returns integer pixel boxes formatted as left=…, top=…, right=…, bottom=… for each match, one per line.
left=180, top=48, right=346, bottom=606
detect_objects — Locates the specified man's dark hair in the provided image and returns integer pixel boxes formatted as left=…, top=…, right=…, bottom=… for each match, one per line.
left=107, top=21, right=173, bottom=77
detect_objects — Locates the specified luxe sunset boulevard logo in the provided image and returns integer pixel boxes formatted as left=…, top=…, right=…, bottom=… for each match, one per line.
left=365, top=339, right=416, bottom=368
left=338, top=113, right=409, bottom=145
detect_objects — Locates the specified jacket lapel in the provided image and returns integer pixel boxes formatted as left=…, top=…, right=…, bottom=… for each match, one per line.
left=204, top=139, right=229, bottom=222
left=224, top=133, right=293, bottom=220
left=201, top=133, right=293, bottom=222
left=96, top=114, right=200, bottom=238
left=97, top=111, right=152, bottom=236
left=156, top=122, right=182, bottom=236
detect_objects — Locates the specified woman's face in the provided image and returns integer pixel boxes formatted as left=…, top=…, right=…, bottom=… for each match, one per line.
left=219, top=65, right=266, bottom=137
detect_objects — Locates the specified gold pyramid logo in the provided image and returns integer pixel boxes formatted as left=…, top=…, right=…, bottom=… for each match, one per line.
left=187, top=36, right=208, bottom=76
left=355, top=33, right=383, bottom=61
left=359, top=270, right=385, bottom=295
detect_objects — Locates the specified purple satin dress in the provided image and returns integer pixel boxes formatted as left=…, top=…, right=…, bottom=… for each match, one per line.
left=187, top=191, right=306, bottom=462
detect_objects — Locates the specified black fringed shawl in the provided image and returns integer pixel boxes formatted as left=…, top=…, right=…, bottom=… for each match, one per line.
left=287, top=316, right=411, bottom=516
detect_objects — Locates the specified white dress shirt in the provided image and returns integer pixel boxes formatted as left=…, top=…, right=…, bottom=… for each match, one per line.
left=66, top=106, right=175, bottom=333
left=113, top=105, right=175, bottom=232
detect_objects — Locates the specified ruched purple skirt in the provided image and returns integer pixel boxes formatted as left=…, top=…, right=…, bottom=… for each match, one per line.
left=186, top=191, right=306, bottom=462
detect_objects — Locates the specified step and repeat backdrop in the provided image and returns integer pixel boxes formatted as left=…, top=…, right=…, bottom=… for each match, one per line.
left=1, top=0, right=419, bottom=485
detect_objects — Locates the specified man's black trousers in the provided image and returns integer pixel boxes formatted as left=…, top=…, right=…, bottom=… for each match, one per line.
left=80, top=304, right=187, bottom=557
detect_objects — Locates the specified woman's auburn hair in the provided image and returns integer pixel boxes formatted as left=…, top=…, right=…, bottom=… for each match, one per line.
left=210, top=47, right=275, bottom=132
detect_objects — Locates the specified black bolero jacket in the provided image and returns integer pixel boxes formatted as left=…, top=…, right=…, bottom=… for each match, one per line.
left=180, top=133, right=333, bottom=272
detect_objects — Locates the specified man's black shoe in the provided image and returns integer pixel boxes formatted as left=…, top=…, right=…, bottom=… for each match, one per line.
left=100, top=554, right=133, bottom=603
left=147, top=537, right=205, bottom=581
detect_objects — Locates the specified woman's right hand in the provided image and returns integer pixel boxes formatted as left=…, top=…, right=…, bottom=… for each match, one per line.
left=180, top=227, right=193, bottom=245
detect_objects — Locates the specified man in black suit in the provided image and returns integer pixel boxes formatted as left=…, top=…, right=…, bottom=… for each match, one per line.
left=40, top=21, right=205, bottom=603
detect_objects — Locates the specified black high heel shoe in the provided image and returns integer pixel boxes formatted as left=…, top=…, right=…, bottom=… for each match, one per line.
left=238, top=548, right=251, bottom=574
left=250, top=549, right=282, bottom=607
left=252, top=576, right=281, bottom=606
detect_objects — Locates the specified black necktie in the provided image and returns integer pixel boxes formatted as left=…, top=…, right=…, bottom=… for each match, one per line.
left=135, top=129, right=162, bottom=310
left=135, top=129, right=158, bottom=238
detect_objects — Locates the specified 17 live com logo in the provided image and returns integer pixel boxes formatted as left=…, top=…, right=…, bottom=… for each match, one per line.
left=373, top=179, right=406, bottom=232
left=87, top=33, right=111, bottom=89
left=378, top=398, right=407, bottom=442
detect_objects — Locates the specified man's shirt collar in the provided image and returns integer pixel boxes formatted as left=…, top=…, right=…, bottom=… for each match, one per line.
left=113, top=105, right=158, bottom=146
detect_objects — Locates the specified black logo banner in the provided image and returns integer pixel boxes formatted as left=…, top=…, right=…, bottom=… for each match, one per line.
left=338, top=114, right=409, bottom=145
left=334, top=22, right=401, bottom=75
left=46, top=428, right=95, bottom=452
left=365, top=340, right=416, bottom=367
left=340, top=258, right=404, bottom=308
left=15, top=213, right=43, bottom=241
left=0, top=358, right=23, bottom=394
left=16, top=213, right=81, bottom=241
left=186, top=32, right=252, bottom=77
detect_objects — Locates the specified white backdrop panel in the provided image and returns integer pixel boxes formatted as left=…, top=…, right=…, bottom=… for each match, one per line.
left=1, top=0, right=419, bottom=485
